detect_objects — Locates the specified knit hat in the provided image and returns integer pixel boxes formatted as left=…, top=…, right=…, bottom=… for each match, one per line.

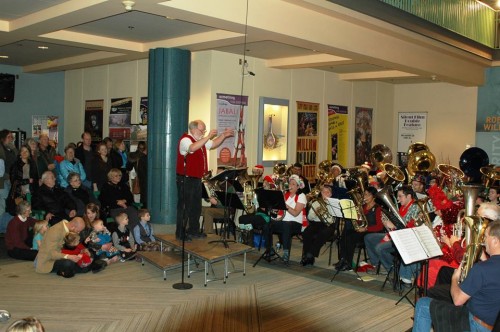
left=288, top=174, right=305, bottom=189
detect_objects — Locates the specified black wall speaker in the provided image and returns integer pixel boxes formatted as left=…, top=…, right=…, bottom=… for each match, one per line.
left=0, top=73, right=15, bottom=103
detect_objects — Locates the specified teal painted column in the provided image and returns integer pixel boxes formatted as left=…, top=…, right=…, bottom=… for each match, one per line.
left=148, top=48, right=191, bottom=224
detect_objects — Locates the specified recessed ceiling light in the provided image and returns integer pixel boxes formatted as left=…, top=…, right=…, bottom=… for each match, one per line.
left=38, top=46, right=49, bottom=50
left=0, top=55, right=9, bottom=58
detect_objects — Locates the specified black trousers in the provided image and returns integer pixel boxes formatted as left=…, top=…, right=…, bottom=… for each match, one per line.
left=176, top=176, right=202, bottom=237
left=301, top=221, right=336, bottom=258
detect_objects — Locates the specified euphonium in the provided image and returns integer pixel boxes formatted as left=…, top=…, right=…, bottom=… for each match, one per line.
left=347, top=188, right=368, bottom=231
left=308, top=197, right=335, bottom=225
left=242, top=170, right=262, bottom=215
left=202, top=170, right=219, bottom=198
left=458, top=215, right=488, bottom=283
left=414, top=197, right=433, bottom=229
left=376, top=185, right=406, bottom=229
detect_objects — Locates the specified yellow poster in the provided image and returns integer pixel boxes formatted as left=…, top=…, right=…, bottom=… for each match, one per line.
left=328, top=104, right=348, bottom=166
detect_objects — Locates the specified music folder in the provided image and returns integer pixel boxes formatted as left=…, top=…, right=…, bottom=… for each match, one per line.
left=214, top=191, right=245, bottom=210
left=326, top=198, right=359, bottom=220
left=390, top=225, right=443, bottom=265
left=254, top=188, right=287, bottom=210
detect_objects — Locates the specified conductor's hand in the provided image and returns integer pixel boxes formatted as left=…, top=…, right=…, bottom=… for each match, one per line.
left=208, top=129, right=218, bottom=139
left=222, top=128, right=235, bottom=138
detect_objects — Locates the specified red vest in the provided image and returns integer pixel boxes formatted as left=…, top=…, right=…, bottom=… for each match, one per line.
left=176, top=133, right=207, bottom=178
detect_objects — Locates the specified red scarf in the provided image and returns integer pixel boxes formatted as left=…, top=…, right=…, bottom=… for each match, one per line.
left=278, top=192, right=308, bottom=227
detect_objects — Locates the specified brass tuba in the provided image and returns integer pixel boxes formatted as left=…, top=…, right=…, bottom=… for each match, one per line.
left=382, top=163, right=406, bottom=186
left=308, top=197, right=335, bottom=225
left=242, top=167, right=264, bottom=214
left=438, top=164, right=464, bottom=197
left=458, top=215, right=488, bottom=283
left=347, top=188, right=368, bottom=231
left=406, top=143, right=436, bottom=180
left=480, top=165, right=500, bottom=190
left=370, top=144, right=392, bottom=171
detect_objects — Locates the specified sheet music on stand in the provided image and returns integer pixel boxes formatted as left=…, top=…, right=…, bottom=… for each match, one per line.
left=390, top=225, right=443, bottom=265
left=326, top=198, right=359, bottom=220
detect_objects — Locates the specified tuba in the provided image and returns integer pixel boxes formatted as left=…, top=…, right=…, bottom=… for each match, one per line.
left=458, top=215, right=488, bottom=283
left=308, top=197, right=335, bottom=225
left=438, top=164, right=464, bottom=197
left=382, top=163, right=406, bottom=186
left=480, top=165, right=500, bottom=193
left=406, top=143, right=436, bottom=180
left=376, top=186, right=406, bottom=229
left=347, top=188, right=368, bottom=231
left=456, top=147, right=489, bottom=282
left=202, top=170, right=220, bottom=198
left=242, top=167, right=264, bottom=214
left=370, top=144, right=392, bottom=171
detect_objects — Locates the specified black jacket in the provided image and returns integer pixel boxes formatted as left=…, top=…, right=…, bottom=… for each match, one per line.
left=99, top=181, right=134, bottom=210
left=32, top=184, right=77, bottom=221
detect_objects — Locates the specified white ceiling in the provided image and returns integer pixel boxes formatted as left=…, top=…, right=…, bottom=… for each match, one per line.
left=0, top=0, right=495, bottom=86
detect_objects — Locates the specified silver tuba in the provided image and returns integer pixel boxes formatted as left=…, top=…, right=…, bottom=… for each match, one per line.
left=347, top=188, right=369, bottom=231
left=376, top=185, right=406, bottom=229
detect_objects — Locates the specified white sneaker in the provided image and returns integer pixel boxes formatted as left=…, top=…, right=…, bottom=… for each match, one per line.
left=400, top=277, right=412, bottom=284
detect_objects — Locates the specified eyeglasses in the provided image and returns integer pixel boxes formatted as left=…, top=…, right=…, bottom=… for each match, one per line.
left=197, top=128, right=207, bottom=135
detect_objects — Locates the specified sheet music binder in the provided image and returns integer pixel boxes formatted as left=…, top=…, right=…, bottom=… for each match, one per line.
left=390, top=225, right=443, bottom=265
left=325, top=198, right=359, bottom=220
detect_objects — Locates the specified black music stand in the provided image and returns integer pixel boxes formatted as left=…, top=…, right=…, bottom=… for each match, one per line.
left=252, top=188, right=287, bottom=267
left=211, top=191, right=245, bottom=246
left=208, top=168, right=244, bottom=248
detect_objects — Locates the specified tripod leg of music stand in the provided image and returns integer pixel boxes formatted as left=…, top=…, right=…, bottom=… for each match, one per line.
left=331, top=268, right=341, bottom=281
left=395, top=284, right=416, bottom=307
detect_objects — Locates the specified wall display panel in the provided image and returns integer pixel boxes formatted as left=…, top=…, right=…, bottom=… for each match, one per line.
left=109, top=97, right=132, bottom=140
left=85, top=99, right=104, bottom=142
left=296, top=101, right=319, bottom=182
left=216, top=93, right=247, bottom=168
left=32, top=115, right=59, bottom=147
left=258, top=97, right=289, bottom=167
left=328, top=104, right=349, bottom=166
left=354, top=107, right=373, bottom=166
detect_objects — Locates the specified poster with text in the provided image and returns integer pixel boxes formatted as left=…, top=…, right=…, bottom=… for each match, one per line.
left=328, top=104, right=348, bottom=165
left=85, top=99, right=104, bottom=142
left=397, top=112, right=427, bottom=153
left=296, top=101, right=319, bottom=182
left=354, top=107, right=373, bottom=166
left=216, top=93, right=248, bottom=168
left=109, top=97, right=132, bottom=140
left=32, top=115, right=59, bottom=148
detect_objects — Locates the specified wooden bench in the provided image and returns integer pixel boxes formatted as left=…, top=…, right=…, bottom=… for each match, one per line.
left=137, top=251, right=184, bottom=280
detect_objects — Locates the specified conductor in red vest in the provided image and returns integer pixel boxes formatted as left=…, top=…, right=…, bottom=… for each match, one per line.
left=176, top=120, right=234, bottom=241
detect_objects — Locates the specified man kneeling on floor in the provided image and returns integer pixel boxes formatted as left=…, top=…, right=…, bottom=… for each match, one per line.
left=35, top=217, right=107, bottom=278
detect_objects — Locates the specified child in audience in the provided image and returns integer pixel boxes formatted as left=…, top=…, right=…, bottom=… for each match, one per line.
left=32, top=220, right=49, bottom=250
left=89, top=219, right=120, bottom=262
left=112, top=212, right=137, bottom=261
left=133, top=209, right=162, bottom=251
left=61, top=232, right=93, bottom=268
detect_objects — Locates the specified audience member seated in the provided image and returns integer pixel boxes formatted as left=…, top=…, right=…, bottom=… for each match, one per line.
left=36, top=133, right=56, bottom=176
left=58, top=145, right=87, bottom=188
left=65, top=172, right=100, bottom=216
left=109, top=139, right=129, bottom=185
left=6, top=145, right=39, bottom=215
left=133, top=209, right=162, bottom=251
left=32, top=171, right=77, bottom=226
left=91, top=142, right=112, bottom=192
left=99, top=168, right=140, bottom=229
left=5, top=201, right=37, bottom=261
left=35, top=217, right=106, bottom=278
left=301, top=185, right=335, bottom=267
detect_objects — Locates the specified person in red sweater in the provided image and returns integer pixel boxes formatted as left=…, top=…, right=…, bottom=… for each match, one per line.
left=61, top=232, right=93, bottom=268
left=5, top=201, right=37, bottom=261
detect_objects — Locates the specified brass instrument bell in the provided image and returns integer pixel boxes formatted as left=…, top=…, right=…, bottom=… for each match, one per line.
left=370, top=144, right=392, bottom=170
left=407, top=149, right=436, bottom=178
left=382, top=163, right=405, bottom=185
left=480, top=165, right=500, bottom=188
left=459, top=147, right=489, bottom=183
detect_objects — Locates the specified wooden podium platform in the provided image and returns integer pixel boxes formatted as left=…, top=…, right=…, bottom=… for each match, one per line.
left=155, top=234, right=254, bottom=286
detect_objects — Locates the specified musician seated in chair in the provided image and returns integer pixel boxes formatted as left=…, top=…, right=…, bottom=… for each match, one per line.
left=335, top=186, right=384, bottom=271
left=364, top=185, right=420, bottom=282
left=412, top=220, right=500, bottom=332
left=301, top=185, right=334, bottom=267
left=270, top=175, right=307, bottom=263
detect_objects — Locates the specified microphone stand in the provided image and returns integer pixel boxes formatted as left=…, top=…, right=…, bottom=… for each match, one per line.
left=173, top=155, right=193, bottom=290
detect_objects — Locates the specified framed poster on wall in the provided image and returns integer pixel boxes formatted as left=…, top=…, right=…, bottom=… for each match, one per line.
left=296, top=101, right=319, bottom=183
left=258, top=97, right=289, bottom=167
